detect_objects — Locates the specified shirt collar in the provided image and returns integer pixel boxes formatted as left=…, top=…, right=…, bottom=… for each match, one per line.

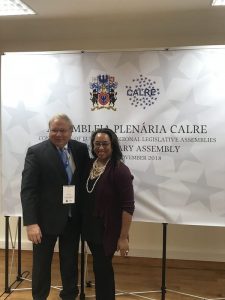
left=57, top=144, right=68, bottom=151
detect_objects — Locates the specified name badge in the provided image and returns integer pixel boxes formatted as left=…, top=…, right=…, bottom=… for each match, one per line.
left=63, top=185, right=75, bottom=204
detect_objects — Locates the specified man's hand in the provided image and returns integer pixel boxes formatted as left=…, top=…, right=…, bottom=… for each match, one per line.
left=26, top=224, right=42, bottom=244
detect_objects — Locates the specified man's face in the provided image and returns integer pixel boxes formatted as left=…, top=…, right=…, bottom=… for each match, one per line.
left=49, top=118, right=72, bottom=149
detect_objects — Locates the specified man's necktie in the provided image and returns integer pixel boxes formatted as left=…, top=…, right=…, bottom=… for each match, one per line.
left=60, top=148, right=73, bottom=184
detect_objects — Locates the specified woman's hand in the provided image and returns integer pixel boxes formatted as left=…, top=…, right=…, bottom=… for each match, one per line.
left=117, top=237, right=129, bottom=256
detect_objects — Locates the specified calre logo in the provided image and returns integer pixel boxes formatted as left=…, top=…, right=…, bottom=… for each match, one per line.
left=125, top=74, right=160, bottom=109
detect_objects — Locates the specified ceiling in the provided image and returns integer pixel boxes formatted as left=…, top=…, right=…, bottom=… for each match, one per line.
left=0, top=0, right=225, bottom=52
left=2, top=0, right=219, bottom=17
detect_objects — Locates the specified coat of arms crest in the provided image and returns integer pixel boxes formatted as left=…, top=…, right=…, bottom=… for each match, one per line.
left=90, top=75, right=118, bottom=111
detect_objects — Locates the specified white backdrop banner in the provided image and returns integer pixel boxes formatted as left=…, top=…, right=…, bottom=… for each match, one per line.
left=1, top=50, right=225, bottom=226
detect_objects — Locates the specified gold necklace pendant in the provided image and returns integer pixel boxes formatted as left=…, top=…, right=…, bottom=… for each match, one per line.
left=90, top=159, right=107, bottom=179
left=86, top=159, right=110, bottom=193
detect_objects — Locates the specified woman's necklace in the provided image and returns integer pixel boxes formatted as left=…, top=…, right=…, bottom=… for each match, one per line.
left=86, top=158, right=110, bottom=193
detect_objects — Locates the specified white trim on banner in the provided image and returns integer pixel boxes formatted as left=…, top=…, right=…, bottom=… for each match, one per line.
left=3, top=45, right=225, bottom=56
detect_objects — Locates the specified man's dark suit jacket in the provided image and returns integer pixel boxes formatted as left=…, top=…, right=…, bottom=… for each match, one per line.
left=21, top=139, right=89, bottom=235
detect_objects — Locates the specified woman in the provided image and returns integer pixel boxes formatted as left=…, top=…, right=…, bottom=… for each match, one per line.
left=82, top=128, right=135, bottom=300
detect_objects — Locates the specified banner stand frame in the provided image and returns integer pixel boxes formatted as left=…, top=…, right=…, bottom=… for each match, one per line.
left=161, top=222, right=167, bottom=300
left=0, top=216, right=30, bottom=300
left=111, top=222, right=225, bottom=300
left=160, top=223, right=225, bottom=300
left=5, top=216, right=23, bottom=292
left=1, top=215, right=87, bottom=300
left=79, top=223, right=167, bottom=300
left=113, top=223, right=167, bottom=300
left=2, top=219, right=225, bottom=300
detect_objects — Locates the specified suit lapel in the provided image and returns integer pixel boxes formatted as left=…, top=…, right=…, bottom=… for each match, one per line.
left=68, top=140, right=78, bottom=167
left=68, top=140, right=80, bottom=182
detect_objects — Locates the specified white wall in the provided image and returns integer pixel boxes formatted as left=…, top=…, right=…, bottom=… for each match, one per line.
left=1, top=216, right=225, bottom=262
left=1, top=13, right=225, bottom=263
left=1, top=10, right=225, bottom=53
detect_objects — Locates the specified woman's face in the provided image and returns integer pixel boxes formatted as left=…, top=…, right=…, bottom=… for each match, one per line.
left=93, top=133, right=112, bottom=162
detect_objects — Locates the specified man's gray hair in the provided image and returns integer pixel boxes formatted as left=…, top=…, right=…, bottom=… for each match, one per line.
left=48, top=114, right=73, bottom=129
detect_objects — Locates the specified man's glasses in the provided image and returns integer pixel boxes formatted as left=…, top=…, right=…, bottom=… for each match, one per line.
left=94, top=141, right=111, bottom=148
left=50, top=129, right=70, bottom=134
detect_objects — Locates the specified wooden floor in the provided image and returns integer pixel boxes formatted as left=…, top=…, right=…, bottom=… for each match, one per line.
left=1, top=249, right=225, bottom=300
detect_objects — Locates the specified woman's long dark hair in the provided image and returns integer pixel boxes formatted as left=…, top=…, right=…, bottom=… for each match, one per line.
left=90, top=128, right=123, bottom=165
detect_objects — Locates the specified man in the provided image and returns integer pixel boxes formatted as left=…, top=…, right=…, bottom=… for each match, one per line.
left=21, top=114, right=89, bottom=300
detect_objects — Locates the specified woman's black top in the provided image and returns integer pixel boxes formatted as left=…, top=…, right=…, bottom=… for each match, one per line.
left=82, top=178, right=104, bottom=244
